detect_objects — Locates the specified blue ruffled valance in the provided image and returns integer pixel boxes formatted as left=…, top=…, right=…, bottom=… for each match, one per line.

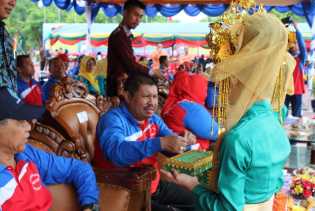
left=31, top=0, right=315, bottom=26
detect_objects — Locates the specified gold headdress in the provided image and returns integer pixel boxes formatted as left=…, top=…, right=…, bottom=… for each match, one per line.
left=207, top=0, right=265, bottom=130
left=288, top=31, right=297, bottom=49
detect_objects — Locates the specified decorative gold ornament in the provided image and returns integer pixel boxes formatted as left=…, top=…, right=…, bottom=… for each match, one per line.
left=237, top=0, right=256, bottom=10
left=288, top=31, right=297, bottom=49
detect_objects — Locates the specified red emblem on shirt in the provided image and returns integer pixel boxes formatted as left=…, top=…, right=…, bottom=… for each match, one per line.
left=29, top=173, right=41, bottom=191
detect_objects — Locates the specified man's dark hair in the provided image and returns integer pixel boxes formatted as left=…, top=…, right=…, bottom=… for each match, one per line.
left=159, top=55, right=168, bottom=65
left=16, top=55, right=31, bottom=68
left=123, top=0, right=145, bottom=11
left=124, top=73, right=157, bottom=96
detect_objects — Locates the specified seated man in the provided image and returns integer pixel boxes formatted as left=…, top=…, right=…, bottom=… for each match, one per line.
left=0, top=111, right=99, bottom=210
left=42, top=55, right=67, bottom=102
left=95, top=73, right=196, bottom=211
left=17, top=54, right=43, bottom=106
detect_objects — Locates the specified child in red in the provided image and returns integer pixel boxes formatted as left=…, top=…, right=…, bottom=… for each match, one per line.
left=16, top=55, right=43, bottom=106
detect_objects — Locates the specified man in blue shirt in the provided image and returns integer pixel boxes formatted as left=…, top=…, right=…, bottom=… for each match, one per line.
left=95, top=73, right=196, bottom=211
left=42, top=56, right=67, bottom=102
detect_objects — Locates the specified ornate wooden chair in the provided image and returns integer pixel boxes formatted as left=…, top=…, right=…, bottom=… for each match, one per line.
left=29, top=77, right=155, bottom=211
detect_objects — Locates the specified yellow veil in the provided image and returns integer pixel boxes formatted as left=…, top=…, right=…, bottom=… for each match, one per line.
left=79, top=56, right=100, bottom=93
left=209, top=13, right=296, bottom=130
left=95, top=59, right=108, bottom=78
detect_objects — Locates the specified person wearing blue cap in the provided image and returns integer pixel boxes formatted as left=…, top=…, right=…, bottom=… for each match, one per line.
left=0, top=117, right=100, bottom=211
left=0, top=1, right=99, bottom=210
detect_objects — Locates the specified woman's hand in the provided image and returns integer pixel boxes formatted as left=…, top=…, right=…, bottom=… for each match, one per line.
left=161, top=169, right=199, bottom=191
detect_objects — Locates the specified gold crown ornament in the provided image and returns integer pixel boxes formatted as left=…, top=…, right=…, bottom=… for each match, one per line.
left=206, top=0, right=265, bottom=63
left=288, top=31, right=297, bottom=49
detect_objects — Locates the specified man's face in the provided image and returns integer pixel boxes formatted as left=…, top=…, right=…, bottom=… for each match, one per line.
left=126, top=84, right=158, bottom=121
left=0, top=0, right=16, bottom=20
left=20, top=57, right=35, bottom=78
left=49, top=58, right=66, bottom=79
left=123, top=7, right=144, bottom=29
left=0, top=119, right=31, bottom=153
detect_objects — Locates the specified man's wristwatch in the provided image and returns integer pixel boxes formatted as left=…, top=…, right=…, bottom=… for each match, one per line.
left=81, top=203, right=100, bottom=211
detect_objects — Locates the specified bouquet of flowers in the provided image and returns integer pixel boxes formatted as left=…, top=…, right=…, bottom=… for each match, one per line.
left=290, top=168, right=315, bottom=199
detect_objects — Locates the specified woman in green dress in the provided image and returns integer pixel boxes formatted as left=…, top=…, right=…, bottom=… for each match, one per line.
left=162, top=13, right=295, bottom=211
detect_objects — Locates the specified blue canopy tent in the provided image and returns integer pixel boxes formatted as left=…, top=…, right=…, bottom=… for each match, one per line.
left=32, top=0, right=315, bottom=56
left=31, top=0, right=313, bottom=21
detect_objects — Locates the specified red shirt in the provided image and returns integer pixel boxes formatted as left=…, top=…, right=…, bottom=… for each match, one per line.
left=293, top=57, right=305, bottom=95
left=93, top=120, right=161, bottom=194
left=1, top=160, right=52, bottom=211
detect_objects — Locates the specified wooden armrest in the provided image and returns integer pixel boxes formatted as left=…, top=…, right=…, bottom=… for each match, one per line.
left=30, top=122, right=89, bottom=161
left=94, top=166, right=156, bottom=192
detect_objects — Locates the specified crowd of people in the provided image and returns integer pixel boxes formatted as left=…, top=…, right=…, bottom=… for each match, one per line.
left=0, top=0, right=313, bottom=210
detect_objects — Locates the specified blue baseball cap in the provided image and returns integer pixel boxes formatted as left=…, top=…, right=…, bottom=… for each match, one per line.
left=0, top=88, right=45, bottom=121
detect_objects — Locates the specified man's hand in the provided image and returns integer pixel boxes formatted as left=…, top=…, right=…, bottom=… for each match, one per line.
left=160, top=169, right=199, bottom=191
left=160, top=135, right=195, bottom=154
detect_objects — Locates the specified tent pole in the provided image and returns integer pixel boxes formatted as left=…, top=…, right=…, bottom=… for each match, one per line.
left=85, top=1, right=93, bottom=54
